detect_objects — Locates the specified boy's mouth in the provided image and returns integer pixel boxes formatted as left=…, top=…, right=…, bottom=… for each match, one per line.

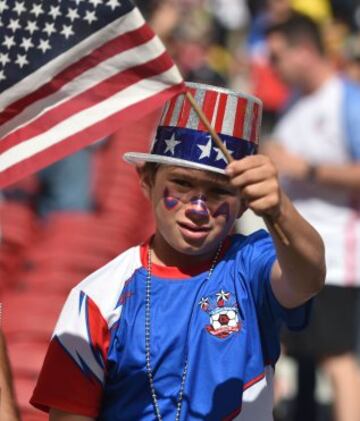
left=177, top=222, right=211, bottom=233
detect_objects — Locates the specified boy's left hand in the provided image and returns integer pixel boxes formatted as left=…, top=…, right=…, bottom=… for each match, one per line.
left=225, top=155, right=281, bottom=220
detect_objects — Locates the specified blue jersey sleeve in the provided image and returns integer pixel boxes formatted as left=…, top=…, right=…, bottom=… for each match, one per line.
left=240, top=230, right=311, bottom=331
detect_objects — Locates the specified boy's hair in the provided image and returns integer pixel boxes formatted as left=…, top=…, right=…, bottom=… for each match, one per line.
left=266, top=13, right=325, bottom=56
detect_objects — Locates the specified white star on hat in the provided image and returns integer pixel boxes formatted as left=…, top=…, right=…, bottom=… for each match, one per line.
left=164, top=133, right=181, bottom=155
left=214, top=142, right=232, bottom=163
left=197, top=136, right=212, bottom=160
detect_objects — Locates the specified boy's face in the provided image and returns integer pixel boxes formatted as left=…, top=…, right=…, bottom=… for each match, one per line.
left=140, top=165, right=245, bottom=258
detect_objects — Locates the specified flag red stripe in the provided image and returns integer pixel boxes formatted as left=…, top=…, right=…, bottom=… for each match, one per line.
left=197, top=91, right=217, bottom=131
left=162, top=96, right=177, bottom=126
left=250, top=102, right=260, bottom=143
left=0, top=22, right=155, bottom=126
left=233, top=98, right=247, bottom=139
left=0, top=51, right=175, bottom=154
left=177, top=87, right=195, bottom=127
left=214, top=93, right=227, bottom=133
left=0, top=84, right=184, bottom=189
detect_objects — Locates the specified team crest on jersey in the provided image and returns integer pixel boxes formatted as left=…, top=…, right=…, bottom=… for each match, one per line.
left=199, top=290, right=241, bottom=338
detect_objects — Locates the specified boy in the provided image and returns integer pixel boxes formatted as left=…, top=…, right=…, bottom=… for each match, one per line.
left=31, top=83, right=325, bottom=420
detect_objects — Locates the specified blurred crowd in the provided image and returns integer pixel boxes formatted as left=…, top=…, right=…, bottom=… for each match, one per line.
left=1, top=0, right=360, bottom=420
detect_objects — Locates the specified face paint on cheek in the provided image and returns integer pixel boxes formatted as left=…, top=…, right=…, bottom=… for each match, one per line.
left=212, top=202, right=231, bottom=222
left=163, top=188, right=179, bottom=210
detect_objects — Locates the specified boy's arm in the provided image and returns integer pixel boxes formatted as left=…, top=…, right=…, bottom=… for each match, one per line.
left=49, top=408, right=95, bottom=421
left=226, top=155, right=326, bottom=309
left=0, top=330, right=20, bottom=421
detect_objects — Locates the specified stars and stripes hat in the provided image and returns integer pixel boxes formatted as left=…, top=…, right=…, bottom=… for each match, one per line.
left=123, top=82, right=262, bottom=174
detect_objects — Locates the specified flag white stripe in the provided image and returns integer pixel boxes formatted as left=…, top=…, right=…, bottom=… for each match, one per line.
left=0, top=7, right=145, bottom=111
left=0, top=35, right=167, bottom=139
left=0, top=67, right=182, bottom=171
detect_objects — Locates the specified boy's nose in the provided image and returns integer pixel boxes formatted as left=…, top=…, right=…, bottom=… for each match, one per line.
left=185, top=196, right=210, bottom=221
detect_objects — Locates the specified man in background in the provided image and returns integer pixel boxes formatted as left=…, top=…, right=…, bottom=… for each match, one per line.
left=264, top=13, right=360, bottom=421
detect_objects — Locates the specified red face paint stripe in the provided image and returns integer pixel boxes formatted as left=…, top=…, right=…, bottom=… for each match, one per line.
left=177, top=87, right=196, bottom=127
left=250, top=102, right=260, bottom=143
left=197, top=90, right=218, bottom=131
left=214, top=93, right=227, bottom=133
left=233, top=98, right=247, bottom=139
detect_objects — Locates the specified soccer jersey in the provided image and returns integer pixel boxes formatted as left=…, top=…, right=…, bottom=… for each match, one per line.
left=31, top=230, right=310, bottom=420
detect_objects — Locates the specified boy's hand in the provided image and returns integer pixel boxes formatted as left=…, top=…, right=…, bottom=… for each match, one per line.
left=225, top=155, right=282, bottom=220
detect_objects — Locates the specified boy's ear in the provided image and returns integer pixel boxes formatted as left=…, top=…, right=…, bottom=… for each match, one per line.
left=137, top=166, right=152, bottom=200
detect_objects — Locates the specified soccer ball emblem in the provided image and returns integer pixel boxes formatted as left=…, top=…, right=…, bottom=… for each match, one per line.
left=199, top=290, right=241, bottom=338
left=210, top=309, right=239, bottom=330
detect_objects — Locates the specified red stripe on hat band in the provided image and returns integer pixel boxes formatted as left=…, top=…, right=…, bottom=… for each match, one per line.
left=214, top=93, right=227, bottom=133
left=197, top=90, right=218, bottom=131
left=250, top=102, right=260, bottom=143
left=233, top=98, right=247, bottom=139
left=177, top=87, right=196, bottom=127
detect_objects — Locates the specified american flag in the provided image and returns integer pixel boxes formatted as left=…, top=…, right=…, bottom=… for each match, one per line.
left=0, top=0, right=185, bottom=188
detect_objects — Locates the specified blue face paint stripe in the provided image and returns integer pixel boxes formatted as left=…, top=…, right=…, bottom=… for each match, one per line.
left=212, top=202, right=231, bottom=222
left=163, top=188, right=179, bottom=210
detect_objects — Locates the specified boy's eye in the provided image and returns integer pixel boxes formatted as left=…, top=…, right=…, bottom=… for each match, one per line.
left=171, top=178, right=192, bottom=188
left=211, top=187, right=234, bottom=196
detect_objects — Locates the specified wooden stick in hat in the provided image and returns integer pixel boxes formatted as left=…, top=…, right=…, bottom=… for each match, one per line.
left=185, top=91, right=290, bottom=247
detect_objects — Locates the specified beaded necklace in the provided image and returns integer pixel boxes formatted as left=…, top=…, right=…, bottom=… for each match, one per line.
left=145, top=243, right=223, bottom=421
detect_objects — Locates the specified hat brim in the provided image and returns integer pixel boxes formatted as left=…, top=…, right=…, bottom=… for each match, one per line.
left=123, top=152, right=227, bottom=175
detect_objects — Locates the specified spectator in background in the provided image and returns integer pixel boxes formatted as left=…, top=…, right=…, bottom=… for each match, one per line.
left=264, top=14, right=360, bottom=421
left=0, top=330, right=20, bottom=421
left=246, top=0, right=293, bottom=134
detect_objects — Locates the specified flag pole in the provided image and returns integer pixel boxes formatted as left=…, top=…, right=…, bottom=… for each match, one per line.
left=185, top=91, right=290, bottom=247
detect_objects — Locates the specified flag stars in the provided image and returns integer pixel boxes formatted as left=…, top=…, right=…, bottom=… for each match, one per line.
left=8, top=18, right=21, bottom=33
left=3, top=35, right=16, bottom=50
left=72, top=0, right=85, bottom=4
left=0, top=0, right=9, bottom=13
left=61, top=24, right=74, bottom=39
left=26, top=21, right=39, bottom=35
left=20, top=37, right=34, bottom=52
left=15, top=54, right=29, bottom=68
left=30, top=3, right=44, bottom=18
left=43, top=22, right=56, bottom=37
left=13, top=1, right=26, bottom=16
left=83, top=10, right=97, bottom=24
left=49, top=5, right=61, bottom=20
left=164, top=133, right=181, bottom=155
left=67, top=8, right=80, bottom=22
left=0, top=70, right=6, bottom=81
left=38, top=39, right=51, bottom=54
left=106, top=0, right=121, bottom=10
left=0, top=53, right=10, bottom=67
left=89, top=0, right=102, bottom=7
